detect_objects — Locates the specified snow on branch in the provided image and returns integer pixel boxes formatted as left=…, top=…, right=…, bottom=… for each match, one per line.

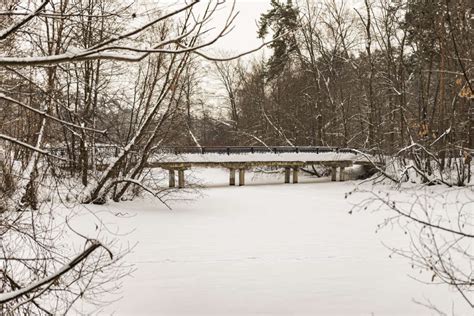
left=107, top=178, right=172, bottom=210
left=0, top=0, right=50, bottom=40
left=0, top=1, right=200, bottom=66
left=0, top=240, right=108, bottom=305
left=0, top=93, right=106, bottom=134
left=0, top=132, right=68, bottom=161
left=0, top=1, right=271, bottom=67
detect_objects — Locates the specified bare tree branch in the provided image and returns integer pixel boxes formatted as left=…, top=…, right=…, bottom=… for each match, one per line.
left=0, top=241, right=105, bottom=305
left=0, top=0, right=50, bottom=40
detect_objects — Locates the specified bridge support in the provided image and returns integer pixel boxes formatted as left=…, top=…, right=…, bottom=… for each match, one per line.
left=229, top=168, right=236, bottom=186
left=239, top=168, right=245, bottom=186
left=178, top=169, right=185, bottom=188
left=293, top=167, right=299, bottom=183
left=339, top=167, right=345, bottom=181
left=284, top=167, right=291, bottom=183
left=169, top=169, right=176, bottom=188
left=331, top=167, right=337, bottom=181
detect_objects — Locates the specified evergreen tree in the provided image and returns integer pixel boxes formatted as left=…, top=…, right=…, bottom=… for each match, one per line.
left=258, top=0, right=299, bottom=78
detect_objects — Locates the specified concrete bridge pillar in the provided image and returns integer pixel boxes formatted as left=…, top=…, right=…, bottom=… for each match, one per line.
left=284, top=167, right=291, bottom=183
left=239, top=169, right=245, bottom=186
left=339, top=167, right=345, bottom=181
left=331, top=167, right=337, bottom=181
left=229, top=168, right=236, bottom=186
left=293, top=167, right=299, bottom=183
left=178, top=169, right=185, bottom=188
left=169, top=169, right=176, bottom=188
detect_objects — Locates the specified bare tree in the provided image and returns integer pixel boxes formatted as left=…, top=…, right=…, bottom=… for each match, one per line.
left=352, top=176, right=473, bottom=310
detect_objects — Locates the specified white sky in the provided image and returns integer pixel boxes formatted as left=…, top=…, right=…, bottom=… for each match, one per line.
left=210, top=0, right=271, bottom=53
left=149, top=1, right=272, bottom=57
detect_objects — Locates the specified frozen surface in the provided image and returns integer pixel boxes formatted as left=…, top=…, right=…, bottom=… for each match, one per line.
left=73, top=169, right=470, bottom=315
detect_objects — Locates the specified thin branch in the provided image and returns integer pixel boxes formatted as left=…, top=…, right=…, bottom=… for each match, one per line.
left=107, top=178, right=172, bottom=210
left=181, top=38, right=274, bottom=62
left=373, top=193, right=474, bottom=238
left=0, top=0, right=50, bottom=40
left=0, top=241, right=105, bottom=304
left=0, top=93, right=106, bottom=134
left=0, top=132, right=68, bottom=162
left=0, top=1, right=200, bottom=66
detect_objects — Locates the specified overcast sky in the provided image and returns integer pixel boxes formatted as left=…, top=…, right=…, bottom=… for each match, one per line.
left=211, top=0, right=271, bottom=53
left=150, top=1, right=272, bottom=57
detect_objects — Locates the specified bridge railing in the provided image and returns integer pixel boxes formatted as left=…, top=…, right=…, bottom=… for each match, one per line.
left=157, top=146, right=358, bottom=155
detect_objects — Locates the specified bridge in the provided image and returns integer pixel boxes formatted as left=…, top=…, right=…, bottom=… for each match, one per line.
left=48, top=145, right=377, bottom=188
left=149, top=146, right=375, bottom=188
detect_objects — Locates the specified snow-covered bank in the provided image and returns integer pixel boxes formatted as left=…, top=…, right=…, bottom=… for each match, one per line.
left=73, top=169, right=470, bottom=315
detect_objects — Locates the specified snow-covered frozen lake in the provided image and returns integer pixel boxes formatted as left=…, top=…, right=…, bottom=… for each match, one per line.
left=75, top=168, right=470, bottom=315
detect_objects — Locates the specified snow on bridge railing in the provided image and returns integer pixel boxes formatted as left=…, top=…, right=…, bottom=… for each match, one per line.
left=157, top=146, right=359, bottom=155
left=46, top=145, right=373, bottom=170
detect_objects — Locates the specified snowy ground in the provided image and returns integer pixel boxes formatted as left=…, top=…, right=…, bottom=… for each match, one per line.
left=73, top=168, right=470, bottom=315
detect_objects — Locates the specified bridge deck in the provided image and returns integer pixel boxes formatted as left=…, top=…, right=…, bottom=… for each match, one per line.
left=147, top=148, right=376, bottom=188
left=150, top=151, right=367, bottom=169
left=151, top=160, right=355, bottom=169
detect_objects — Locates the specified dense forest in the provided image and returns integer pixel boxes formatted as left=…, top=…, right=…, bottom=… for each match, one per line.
left=210, top=0, right=473, bottom=166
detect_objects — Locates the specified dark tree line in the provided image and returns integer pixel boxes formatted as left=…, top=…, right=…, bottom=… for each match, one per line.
left=207, top=0, right=473, bottom=184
